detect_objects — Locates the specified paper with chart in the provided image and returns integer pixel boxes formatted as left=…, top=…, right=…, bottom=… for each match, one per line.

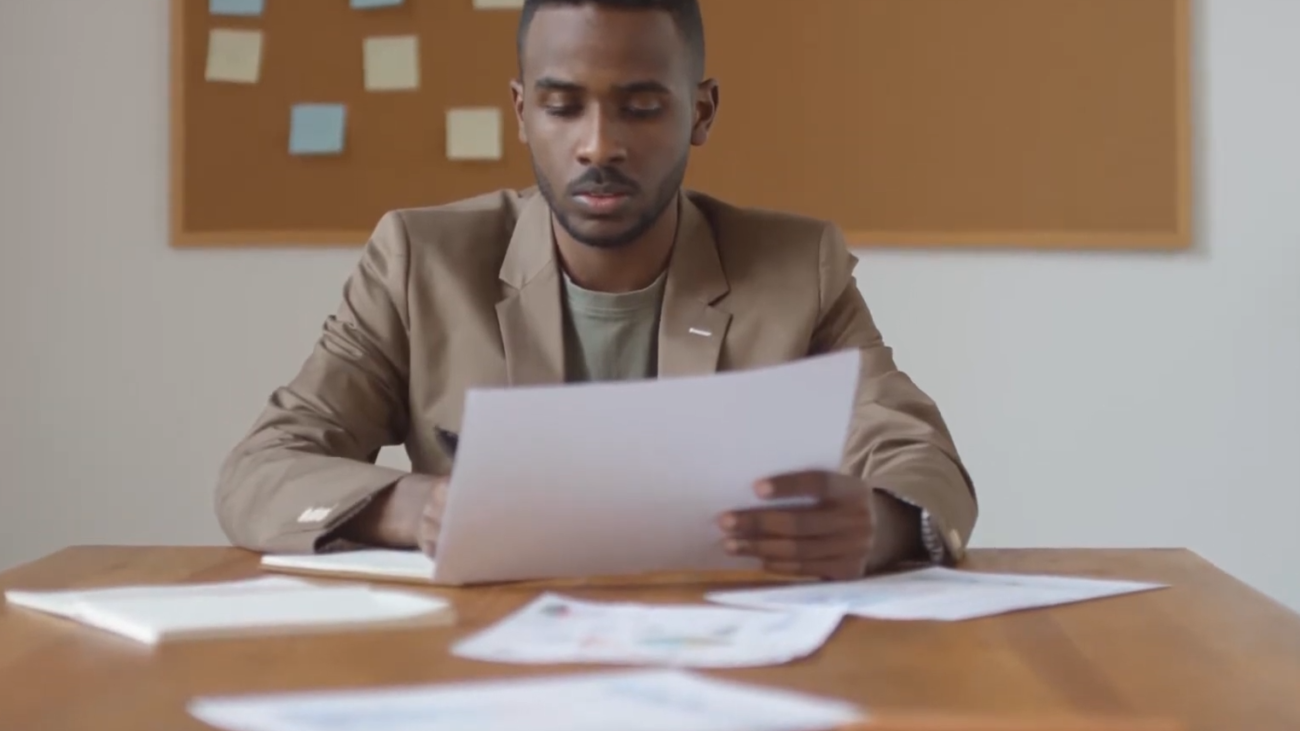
left=432, top=349, right=862, bottom=585
left=451, top=593, right=845, bottom=668
left=189, top=668, right=864, bottom=731
left=705, top=566, right=1168, bottom=621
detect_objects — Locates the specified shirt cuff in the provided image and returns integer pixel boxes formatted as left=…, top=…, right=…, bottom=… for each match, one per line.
left=879, top=489, right=950, bottom=565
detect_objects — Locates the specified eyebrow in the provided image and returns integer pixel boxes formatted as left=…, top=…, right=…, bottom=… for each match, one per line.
left=533, top=77, right=673, bottom=95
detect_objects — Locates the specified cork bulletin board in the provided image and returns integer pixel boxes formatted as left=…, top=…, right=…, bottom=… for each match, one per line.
left=170, top=0, right=1192, bottom=250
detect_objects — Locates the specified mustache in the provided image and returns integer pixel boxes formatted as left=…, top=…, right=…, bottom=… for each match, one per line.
left=567, top=167, right=639, bottom=196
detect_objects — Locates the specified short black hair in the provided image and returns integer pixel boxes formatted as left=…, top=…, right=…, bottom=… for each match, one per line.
left=517, top=0, right=706, bottom=81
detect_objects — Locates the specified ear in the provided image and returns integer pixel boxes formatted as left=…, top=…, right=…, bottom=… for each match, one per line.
left=690, top=78, right=720, bottom=147
left=509, top=78, right=528, bottom=144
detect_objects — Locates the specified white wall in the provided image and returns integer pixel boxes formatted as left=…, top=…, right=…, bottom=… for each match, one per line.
left=1, top=1, right=1296, bottom=610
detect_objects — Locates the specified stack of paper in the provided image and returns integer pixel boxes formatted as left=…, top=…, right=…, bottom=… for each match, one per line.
left=451, top=593, right=844, bottom=668
left=261, top=549, right=436, bottom=583
left=189, top=668, right=865, bottom=731
left=3, top=576, right=451, bottom=644
left=705, top=566, right=1167, bottom=621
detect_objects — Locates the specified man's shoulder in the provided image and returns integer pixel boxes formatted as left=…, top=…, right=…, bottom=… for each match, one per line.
left=684, top=190, right=846, bottom=281
left=685, top=190, right=837, bottom=252
left=685, top=191, right=857, bottom=312
left=373, top=187, right=541, bottom=257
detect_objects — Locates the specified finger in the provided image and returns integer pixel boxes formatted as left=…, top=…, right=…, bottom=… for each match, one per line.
left=720, top=506, right=868, bottom=539
left=417, top=521, right=438, bottom=557
left=725, top=534, right=867, bottom=562
left=763, top=558, right=866, bottom=582
left=755, top=470, right=832, bottom=501
left=424, top=484, right=448, bottom=521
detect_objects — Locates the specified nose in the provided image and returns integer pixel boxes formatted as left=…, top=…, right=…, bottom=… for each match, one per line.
left=575, top=108, right=627, bottom=168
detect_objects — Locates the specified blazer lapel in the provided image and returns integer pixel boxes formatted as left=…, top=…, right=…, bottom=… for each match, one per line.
left=496, top=193, right=566, bottom=386
left=658, top=193, right=732, bottom=378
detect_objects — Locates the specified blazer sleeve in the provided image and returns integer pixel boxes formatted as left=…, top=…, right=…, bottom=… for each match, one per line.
left=808, top=223, right=978, bottom=564
left=214, top=212, right=414, bottom=553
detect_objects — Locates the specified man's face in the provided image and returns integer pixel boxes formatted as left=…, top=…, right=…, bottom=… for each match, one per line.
left=512, top=5, right=717, bottom=249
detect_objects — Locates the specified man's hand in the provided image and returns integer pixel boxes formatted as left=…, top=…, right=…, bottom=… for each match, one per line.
left=338, top=474, right=448, bottom=556
left=718, top=471, right=924, bottom=580
left=718, top=470, right=874, bottom=581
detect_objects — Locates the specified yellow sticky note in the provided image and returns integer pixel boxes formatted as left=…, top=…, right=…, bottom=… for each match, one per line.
left=447, top=108, right=503, bottom=161
left=206, top=28, right=262, bottom=84
left=364, top=35, right=420, bottom=92
left=473, top=0, right=525, bottom=8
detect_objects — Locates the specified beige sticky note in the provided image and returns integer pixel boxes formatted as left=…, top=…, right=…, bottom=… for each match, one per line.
left=446, top=108, right=503, bottom=161
left=206, top=28, right=262, bottom=84
left=364, top=35, right=420, bottom=92
left=472, top=0, right=525, bottom=8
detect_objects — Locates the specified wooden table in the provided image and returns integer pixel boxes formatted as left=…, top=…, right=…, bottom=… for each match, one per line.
left=1, top=547, right=1297, bottom=731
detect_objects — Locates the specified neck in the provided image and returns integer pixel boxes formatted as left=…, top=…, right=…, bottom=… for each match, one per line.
left=553, top=199, right=679, bottom=293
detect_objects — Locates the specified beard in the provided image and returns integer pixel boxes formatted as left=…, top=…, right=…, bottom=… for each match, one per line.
left=532, top=150, right=689, bottom=250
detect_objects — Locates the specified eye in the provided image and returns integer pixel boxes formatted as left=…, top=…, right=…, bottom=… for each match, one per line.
left=543, top=104, right=581, bottom=118
left=625, top=106, right=662, bottom=119
left=624, top=100, right=664, bottom=118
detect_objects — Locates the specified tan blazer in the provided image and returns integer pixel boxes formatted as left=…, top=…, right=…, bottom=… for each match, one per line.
left=215, top=188, right=977, bottom=561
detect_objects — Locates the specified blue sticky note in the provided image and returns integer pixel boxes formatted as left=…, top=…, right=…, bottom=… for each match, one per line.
left=350, top=0, right=403, bottom=8
left=289, top=104, right=347, bottom=155
left=210, top=0, right=265, bottom=16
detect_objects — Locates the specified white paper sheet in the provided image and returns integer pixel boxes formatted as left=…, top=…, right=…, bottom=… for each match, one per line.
left=261, top=549, right=436, bottom=582
left=3, top=576, right=310, bottom=619
left=4, top=576, right=450, bottom=644
left=432, top=350, right=862, bottom=585
left=705, top=566, right=1168, bottom=621
left=189, top=668, right=865, bottom=731
left=451, top=593, right=844, bottom=668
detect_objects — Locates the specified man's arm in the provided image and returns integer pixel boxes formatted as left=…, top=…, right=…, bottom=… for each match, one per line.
left=215, top=212, right=419, bottom=553
left=810, top=223, right=978, bottom=568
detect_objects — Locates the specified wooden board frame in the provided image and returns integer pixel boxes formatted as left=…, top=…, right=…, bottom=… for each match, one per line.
left=169, top=0, right=1193, bottom=250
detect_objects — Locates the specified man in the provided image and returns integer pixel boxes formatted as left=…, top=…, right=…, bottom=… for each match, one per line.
left=216, top=0, right=977, bottom=580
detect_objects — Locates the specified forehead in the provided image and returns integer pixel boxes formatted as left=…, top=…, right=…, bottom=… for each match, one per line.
left=521, top=5, right=689, bottom=86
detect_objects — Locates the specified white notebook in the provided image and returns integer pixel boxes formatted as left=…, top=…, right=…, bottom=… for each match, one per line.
left=4, top=576, right=307, bottom=620
left=261, top=549, right=436, bottom=583
left=3, top=576, right=451, bottom=645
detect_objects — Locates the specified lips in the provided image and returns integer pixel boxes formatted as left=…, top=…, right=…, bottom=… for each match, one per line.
left=573, top=191, right=631, bottom=214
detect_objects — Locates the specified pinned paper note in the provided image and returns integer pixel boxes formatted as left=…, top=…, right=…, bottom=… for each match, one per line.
left=446, top=107, right=503, bottom=161
left=210, top=0, right=264, bottom=16
left=364, top=36, right=419, bottom=92
left=473, top=0, right=526, bottom=8
left=289, top=104, right=347, bottom=155
left=205, top=29, right=262, bottom=84
left=351, top=0, right=403, bottom=8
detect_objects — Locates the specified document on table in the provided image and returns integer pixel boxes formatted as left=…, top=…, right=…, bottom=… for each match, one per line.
left=432, top=349, right=862, bottom=585
left=451, top=593, right=845, bottom=668
left=3, top=576, right=451, bottom=644
left=705, top=566, right=1168, bottom=621
left=189, top=668, right=865, bottom=731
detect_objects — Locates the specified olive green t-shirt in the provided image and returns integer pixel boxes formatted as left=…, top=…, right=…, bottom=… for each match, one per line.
left=561, top=270, right=667, bottom=383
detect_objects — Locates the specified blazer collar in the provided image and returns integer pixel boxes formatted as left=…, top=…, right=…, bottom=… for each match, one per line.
left=656, top=192, right=732, bottom=378
left=495, top=190, right=732, bottom=386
